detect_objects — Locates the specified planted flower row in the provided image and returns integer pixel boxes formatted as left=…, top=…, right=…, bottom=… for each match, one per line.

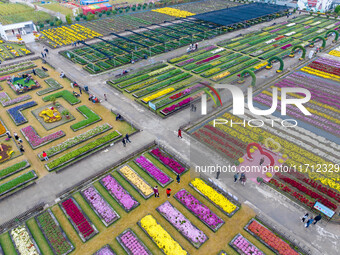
left=70, top=105, right=101, bottom=131
left=94, top=245, right=116, bottom=255
left=230, top=234, right=264, bottom=255
left=10, top=225, right=41, bottom=255
left=101, top=174, right=139, bottom=212
left=0, top=92, right=31, bottom=107
left=0, top=160, right=30, bottom=181
left=150, top=147, right=187, bottom=175
left=38, top=124, right=112, bottom=160
left=134, top=155, right=173, bottom=187
left=0, top=170, right=37, bottom=197
left=157, top=201, right=208, bottom=248
left=82, top=186, right=120, bottom=226
left=21, top=125, right=65, bottom=149
left=36, top=209, right=74, bottom=255
left=116, top=229, right=151, bottom=255
left=37, top=78, right=63, bottom=96
left=7, top=101, right=37, bottom=125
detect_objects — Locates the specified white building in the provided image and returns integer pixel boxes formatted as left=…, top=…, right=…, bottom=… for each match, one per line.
left=0, top=21, right=37, bottom=40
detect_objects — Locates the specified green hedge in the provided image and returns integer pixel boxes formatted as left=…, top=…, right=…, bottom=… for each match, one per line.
left=0, top=160, right=30, bottom=180
left=42, top=90, right=80, bottom=105
left=70, top=105, right=101, bottom=131
left=0, top=171, right=36, bottom=195
left=46, top=131, right=121, bottom=171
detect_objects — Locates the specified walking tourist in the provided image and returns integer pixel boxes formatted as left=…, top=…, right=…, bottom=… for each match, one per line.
left=42, top=151, right=49, bottom=161
left=18, top=138, right=23, bottom=144
left=178, top=128, right=182, bottom=138
left=153, top=186, right=159, bottom=197
left=41, top=52, right=44, bottom=58
left=259, top=157, right=265, bottom=166
left=5, top=131, right=11, bottom=139
left=166, top=188, right=171, bottom=198
left=125, top=134, right=131, bottom=143
left=216, top=169, right=221, bottom=179
left=234, top=172, right=239, bottom=183
left=32, top=69, right=36, bottom=76
left=19, top=144, right=25, bottom=152
left=240, top=173, right=246, bottom=186
left=301, top=213, right=309, bottom=222
left=122, top=138, right=126, bottom=147
left=104, top=94, right=107, bottom=101
left=14, top=132, right=19, bottom=141
left=305, top=217, right=314, bottom=228
left=176, top=174, right=180, bottom=184
left=79, top=86, right=82, bottom=94
left=313, top=214, right=322, bottom=225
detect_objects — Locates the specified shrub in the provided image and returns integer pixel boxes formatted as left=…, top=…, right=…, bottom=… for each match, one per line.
left=99, top=13, right=102, bottom=17
left=112, top=10, right=116, bottom=15
left=106, top=11, right=111, bottom=15
left=39, top=24, right=44, bottom=28
left=66, top=14, right=72, bottom=25
left=335, top=5, right=340, bottom=13
left=75, top=16, right=80, bottom=21
left=50, top=21, right=55, bottom=26
left=56, top=20, right=62, bottom=26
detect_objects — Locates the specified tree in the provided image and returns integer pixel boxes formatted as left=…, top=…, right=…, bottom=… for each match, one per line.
left=56, top=20, right=62, bottom=26
left=75, top=16, right=80, bottom=21
left=66, top=14, right=72, bottom=25
left=49, top=21, right=55, bottom=26
left=335, top=5, right=340, bottom=14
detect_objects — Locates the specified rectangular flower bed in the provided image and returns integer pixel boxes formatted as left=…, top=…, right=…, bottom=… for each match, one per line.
left=70, top=105, right=101, bottom=131
left=138, top=214, right=188, bottom=255
left=157, top=201, right=208, bottom=248
left=0, top=92, right=31, bottom=107
left=35, top=68, right=49, bottom=78
left=229, top=234, right=264, bottom=255
left=93, top=245, right=116, bottom=255
left=60, top=197, right=99, bottom=242
left=21, top=125, right=65, bottom=149
left=36, top=209, right=74, bottom=255
left=0, top=170, right=37, bottom=197
left=149, top=147, right=188, bottom=175
left=244, top=219, right=301, bottom=255
left=37, top=78, right=63, bottom=96
left=0, top=160, right=30, bottom=181
left=0, top=61, right=36, bottom=76
left=10, top=224, right=41, bottom=255
left=134, top=155, right=173, bottom=187
left=190, top=178, right=239, bottom=217
left=116, top=229, right=152, bottom=255
left=45, top=131, right=121, bottom=171
left=38, top=124, right=112, bottom=160
left=81, top=185, right=120, bottom=227
left=117, top=165, right=154, bottom=199
left=7, top=101, right=37, bottom=125
left=43, top=90, right=80, bottom=105
left=174, top=189, right=224, bottom=232
left=100, top=174, right=139, bottom=212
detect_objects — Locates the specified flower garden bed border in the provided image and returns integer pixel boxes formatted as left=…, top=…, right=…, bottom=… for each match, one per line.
left=116, top=228, right=153, bottom=255
left=0, top=61, right=36, bottom=77
left=229, top=233, right=264, bottom=255
left=0, top=118, right=8, bottom=137
left=10, top=223, right=42, bottom=255
left=0, top=160, right=30, bottom=181
left=134, top=154, right=173, bottom=188
left=0, top=92, right=32, bottom=107
left=189, top=181, right=240, bottom=218
left=38, top=124, right=112, bottom=160
left=244, top=218, right=304, bottom=255
left=37, top=78, right=63, bottom=96
left=59, top=197, right=99, bottom=243
left=99, top=174, right=140, bottom=213
left=80, top=185, right=120, bottom=227
left=156, top=201, right=208, bottom=249
left=174, top=189, right=225, bottom=232
left=137, top=214, right=189, bottom=255
left=35, top=68, right=49, bottom=79
left=7, top=101, right=37, bottom=126
left=35, top=209, right=75, bottom=255
left=93, top=244, right=116, bottom=255
left=70, top=106, right=102, bottom=132
left=0, top=170, right=38, bottom=197
left=117, top=165, right=154, bottom=200
left=45, top=131, right=122, bottom=172
left=148, top=147, right=189, bottom=176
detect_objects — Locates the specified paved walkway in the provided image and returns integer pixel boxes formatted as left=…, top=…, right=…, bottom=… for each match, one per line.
left=0, top=13, right=339, bottom=255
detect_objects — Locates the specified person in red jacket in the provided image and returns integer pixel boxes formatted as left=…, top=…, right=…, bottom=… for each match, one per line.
left=42, top=151, right=48, bottom=161
left=178, top=128, right=182, bottom=138
left=166, top=188, right=171, bottom=198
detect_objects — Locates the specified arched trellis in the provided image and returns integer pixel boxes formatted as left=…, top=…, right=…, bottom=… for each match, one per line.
left=310, top=36, right=326, bottom=49
left=289, top=45, right=306, bottom=60
left=266, top=56, right=284, bottom=73
left=238, top=69, right=256, bottom=86
left=325, top=30, right=339, bottom=43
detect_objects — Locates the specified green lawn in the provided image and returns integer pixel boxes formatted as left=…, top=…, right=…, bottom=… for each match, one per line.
left=37, top=2, right=74, bottom=16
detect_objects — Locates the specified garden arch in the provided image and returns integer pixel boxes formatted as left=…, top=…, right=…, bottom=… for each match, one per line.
left=310, top=36, right=326, bottom=48
left=325, top=30, right=339, bottom=42
left=266, top=56, right=284, bottom=73
left=238, top=69, right=256, bottom=87
left=289, top=45, right=306, bottom=60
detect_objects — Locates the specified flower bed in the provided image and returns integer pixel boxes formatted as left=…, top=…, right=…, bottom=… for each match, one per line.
left=0, top=170, right=37, bottom=197
left=38, top=124, right=112, bottom=160
left=139, top=214, right=188, bottom=255
left=46, top=131, right=121, bottom=171
left=37, top=78, right=63, bottom=96
left=0, top=92, right=31, bottom=107
left=174, top=189, right=224, bottom=232
left=35, top=68, right=49, bottom=78
left=21, top=125, right=65, bottom=149
left=134, top=155, right=173, bottom=187
left=10, top=224, right=41, bottom=255
left=229, top=234, right=264, bottom=255
left=43, top=90, right=80, bottom=105
left=100, top=174, right=139, bottom=212
left=116, top=229, right=152, bottom=255
left=94, top=245, right=116, bottom=255
left=60, top=197, right=98, bottom=242
left=190, top=178, right=239, bottom=217
left=118, top=165, right=154, bottom=199
left=149, top=147, right=187, bottom=175
left=70, top=105, right=101, bottom=131
left=245, top=219, right=300, bottom=255
left=168, top=45, right=217, bottom=63
left=36, top=209, right=74, bottom=255
left=0, top=61, right=36, bottom=76
left=157, top=201, right=208, bottom=248
left=0, top=160, right=30, bottom=181
left=82, top=186, right=120, bottom=226
left=7, top=101, right=37, bottom=125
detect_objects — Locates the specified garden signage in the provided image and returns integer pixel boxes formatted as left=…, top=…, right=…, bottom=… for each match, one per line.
left=313, top=201, right=335, bottom=218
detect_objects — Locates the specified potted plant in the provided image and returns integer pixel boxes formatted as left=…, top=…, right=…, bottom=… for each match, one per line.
left=62, top=109, right=70, bottom=119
